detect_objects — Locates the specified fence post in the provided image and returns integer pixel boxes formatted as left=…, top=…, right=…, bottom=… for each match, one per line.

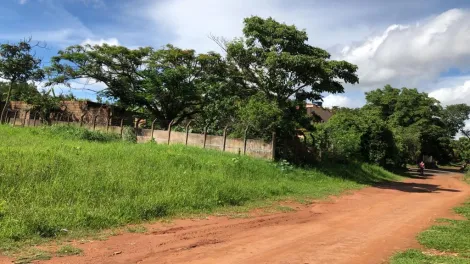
left=106, top=117, right=111, bottom=132
left=92, top=115, right=98, bottom=131
left=203, top=125, right=209, bottom=149
left=12, top=111, right=18, bottom=126
left=22, top=110, right=28, bottom=127
left=67, top=114, right=71, bottom=125
left=120, top=119, right=124, bottom=138
left=271, top=132, right=276, bottom=161
left=80, top=113, right=86, bottom=127
left=243, top=126, right=249, bottom=155
left=167, top=120, right=174, bottom=145
left=151, top=118, right=158, bottom=142
left=33, top=112, right=37, bottom=127
left=185, top=120, right=193, bottom=146
left=222, top=125, right=229, bottom=151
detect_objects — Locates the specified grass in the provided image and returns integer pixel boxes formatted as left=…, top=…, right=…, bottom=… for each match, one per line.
left=13, top=248, right=51, bottom=264
left=391, top=197, right=470, bottom=263
left=0, top=125, right=400, bottom=254
left=56, top=245, right=83, bottom=257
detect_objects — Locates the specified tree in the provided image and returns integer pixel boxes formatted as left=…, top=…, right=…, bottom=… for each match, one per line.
left=365, top=85, right=453, bottom=164
left=46, top=44, right=151, bottom=112
left=141, top=45, right=229, bottom=128
left=441, top=104, right=470, bottom=138
left=317, top=108, right=397, bottom=166
left=0, top=82, right=40, bottom=102
left=0, top=39, right=44, bottom=123
left=47, top=44, right=230, bottom=128
left=216, top=16, right=358, bottom=136
left=452, top=137, right=470, bottom=162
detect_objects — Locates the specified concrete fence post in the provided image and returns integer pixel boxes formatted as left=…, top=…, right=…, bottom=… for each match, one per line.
left=203, top=125, right=209, bottom=149
left=80, top=113, right=86, bottom=127
left=222, top=125, right=229, bottom=151
left=12, top=111, right=18, bottom=126
left=271, top=132, right=276, bottom=161
left=243, top=126, right=249, bottom=155
left=106, top=117, right=111, bottom=132
left=185, top=120, right=193, bottom=146
left=33, top=112, right=38, bottom=127
left=120, top=119, right=124, bottom=138
left=92, top=115, right=98, bottom=131
left=167, top=120, right=174, bottom=145
left=151, top=118, right=159, bottom=142
left=22, top=110, right=29, bottom=127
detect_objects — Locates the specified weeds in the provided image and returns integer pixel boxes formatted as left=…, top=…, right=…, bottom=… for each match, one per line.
left=56, top=245, right=83, bottom=257
left=0, top=125, right=399, bottom=251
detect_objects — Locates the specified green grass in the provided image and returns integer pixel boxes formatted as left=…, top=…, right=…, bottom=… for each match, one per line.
left=56, top=245, right=83, bottom=257
left=391, top=199, right=470, bottom=263
left=0, top=125, right=400, bottom=253
left=391, top=249, right=468, bottom=264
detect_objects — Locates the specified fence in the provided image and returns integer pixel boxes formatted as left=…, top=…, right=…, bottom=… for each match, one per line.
left=4, top=109, right=275, bottom=160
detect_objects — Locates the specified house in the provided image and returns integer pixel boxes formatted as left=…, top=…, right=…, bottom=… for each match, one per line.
left=306, top=102, right=333, bottom=122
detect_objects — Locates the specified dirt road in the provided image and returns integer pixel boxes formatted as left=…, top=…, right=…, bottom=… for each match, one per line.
left=7, top=170, right=470, bottom=264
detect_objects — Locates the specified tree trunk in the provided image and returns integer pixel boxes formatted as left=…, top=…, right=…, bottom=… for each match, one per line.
left=0, top=82, right=14, bottom=124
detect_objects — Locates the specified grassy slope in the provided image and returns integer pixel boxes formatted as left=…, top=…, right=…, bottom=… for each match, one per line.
left=391, top=173, right=470, bottom=263
left=0, top=125, right=399, bottom=252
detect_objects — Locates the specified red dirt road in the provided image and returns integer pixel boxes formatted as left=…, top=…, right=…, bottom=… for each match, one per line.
left=4, top=170, right=470, bottom=264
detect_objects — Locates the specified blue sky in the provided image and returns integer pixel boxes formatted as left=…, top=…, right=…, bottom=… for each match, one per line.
left=1, top=0, right=470, bottom=122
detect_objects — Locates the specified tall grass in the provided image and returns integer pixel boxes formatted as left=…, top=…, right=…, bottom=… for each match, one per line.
left=0, top=125, right=399, bottom=249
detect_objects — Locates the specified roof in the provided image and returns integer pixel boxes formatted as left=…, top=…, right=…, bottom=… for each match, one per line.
left=306, top=104, right=333, bottom=122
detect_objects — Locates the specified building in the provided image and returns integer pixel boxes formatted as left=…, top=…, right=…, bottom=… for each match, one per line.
left=306, top=102, right=333, bottom=122
left=1, top=100, right=135, bottom=126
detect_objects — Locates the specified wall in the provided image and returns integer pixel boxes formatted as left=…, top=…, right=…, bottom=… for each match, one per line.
left=7, top=114, right=274, bottom=160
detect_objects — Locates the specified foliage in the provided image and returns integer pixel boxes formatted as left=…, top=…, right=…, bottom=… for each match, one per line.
left=315, top=108, right=397, bottom=166
left=122, top=126, right=137, bottom=143
left=43, top=125, right=120, bottom=142
left=0, top=82, right=39, bottom=101
left=220, top=16, right=358, bottom=137
left=452, top=137, right=470, bottom=162
left=0, top=125, right=399, bottom=249
left=364, top=85, right=454, bottom=164
left=234, top=93, right=282, bottom=140
left=47, top=44, right=231, bottom=128
left=0, top=39, right=44, bottom=123
left=441, top=104, right=470, bottom=137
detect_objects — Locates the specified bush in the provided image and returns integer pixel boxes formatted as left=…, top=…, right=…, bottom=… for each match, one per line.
left=41, top=125, right=120, bottom=142
left=122, top=126, right=137, bottom=143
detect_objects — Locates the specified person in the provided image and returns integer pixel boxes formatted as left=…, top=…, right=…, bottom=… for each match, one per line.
left=419, top=161, right=425, bottom=176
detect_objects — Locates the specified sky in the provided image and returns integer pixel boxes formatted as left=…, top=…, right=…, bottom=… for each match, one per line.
left=1, top=0, right=470, bottom=130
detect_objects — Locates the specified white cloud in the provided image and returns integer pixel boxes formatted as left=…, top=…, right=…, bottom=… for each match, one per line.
left=338, top=9, right=470, bottom=89
left=81, top=38, right=120, bottom=46
left=322, top=94, right=364, bottom=108
left=429, top=79, right=470, bottom=106
left=19, top=0, right=28, bottom=4
left=146, top=0, right=377, bottom=52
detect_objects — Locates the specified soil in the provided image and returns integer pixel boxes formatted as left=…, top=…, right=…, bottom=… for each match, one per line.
left=2, top=169, right=469, bottom=264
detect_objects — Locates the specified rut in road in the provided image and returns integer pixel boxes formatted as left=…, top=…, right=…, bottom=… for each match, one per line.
left=6, top=170, right=470, bottom=264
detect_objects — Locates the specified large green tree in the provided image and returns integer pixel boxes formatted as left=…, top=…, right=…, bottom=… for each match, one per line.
left=47, top=44, right=230, bottom=128
left=0, top=39, right=44, bottom=123
left=218, top=16, right=359, bottom=136
left=365, top=85, right=452, bottom=163
left=441, top=104, right=470, bottom=138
